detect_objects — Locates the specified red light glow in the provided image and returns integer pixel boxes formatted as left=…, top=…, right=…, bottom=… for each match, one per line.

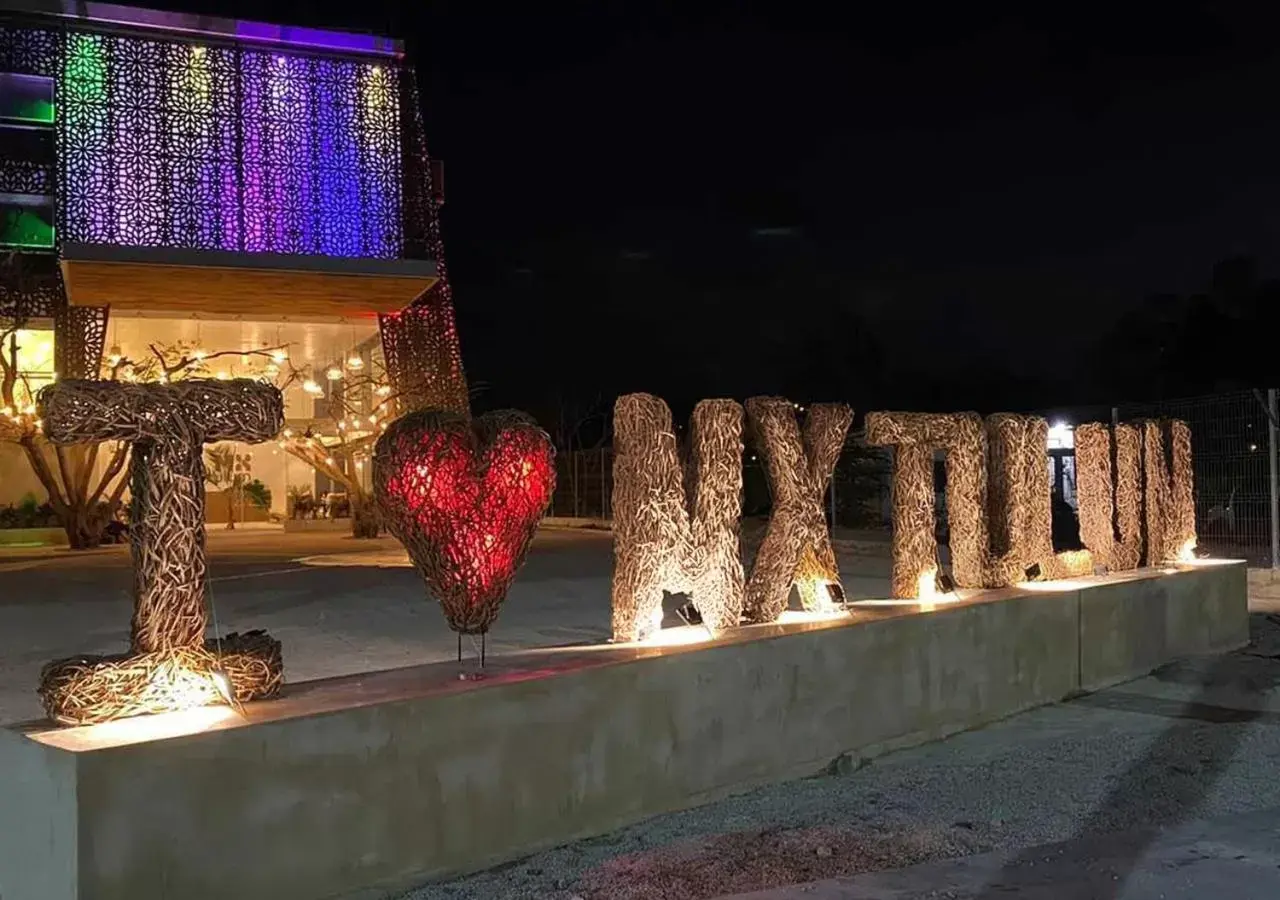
left=374, top=410, right=556, bottom=634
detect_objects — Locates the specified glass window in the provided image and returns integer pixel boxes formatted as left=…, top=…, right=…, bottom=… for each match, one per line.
left=3, top=328, right=55, bottom=407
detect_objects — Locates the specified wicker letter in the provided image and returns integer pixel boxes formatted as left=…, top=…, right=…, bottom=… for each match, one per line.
left=1074, top=421, right=1150, bottom=572
left=1074, top=422, right=1114, bottom=569
left=36, top=379, right=285, bottom=725
left=742, top=398, right=853, bottom=623
left=865, top=412, right=989, bottom=597
left=1139, top=419, right=1197, bottom=564
left=610, top=394, right=745, bottom=641
left=1112, top=422, right=1144, bottom=570
left=986, top=414, right=1092, bottom=584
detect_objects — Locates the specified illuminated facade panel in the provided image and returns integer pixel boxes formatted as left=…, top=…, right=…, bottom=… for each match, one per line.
left=58, top=31, right=402, bottom=258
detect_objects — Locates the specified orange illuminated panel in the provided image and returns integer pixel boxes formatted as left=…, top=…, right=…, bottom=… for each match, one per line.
left=60, top=245, right=437, bottom=318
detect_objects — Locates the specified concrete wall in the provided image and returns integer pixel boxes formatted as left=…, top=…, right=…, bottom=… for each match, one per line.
left=0, top=562, right=1248, bottom=900
left=1079, top=563, right=1248, bottom=691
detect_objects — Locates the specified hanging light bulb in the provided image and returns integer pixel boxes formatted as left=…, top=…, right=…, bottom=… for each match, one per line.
left=326, top=366, right=343, bottom=381
left=282, top=428, right=293, bottom=438
left=271, top=348, right=287, bottom=364
left=107, top=344, right=122, bottom=365
left=303, top=379, right=322, bottom=395
left=215, top=370, right=230, bottom=380
left=192, top=347, right=207, bottom=361
left=368, top=414, right=377, bottom=425
left=346, top=354, right=364, bottom=370
left=376, top=384, right=391, bottom=396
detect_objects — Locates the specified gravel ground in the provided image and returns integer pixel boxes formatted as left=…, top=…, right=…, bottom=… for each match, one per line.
left=396, top=610, right=1280, bottom=900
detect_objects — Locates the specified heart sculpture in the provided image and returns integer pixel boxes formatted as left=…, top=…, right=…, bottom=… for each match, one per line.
left=373, top=409, right=556, bottom=635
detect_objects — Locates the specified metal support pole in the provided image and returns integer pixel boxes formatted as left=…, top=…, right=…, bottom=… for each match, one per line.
left=1269, top=388, right=1279, bottom=570
left=1111, top=406, right=1119, bottom=427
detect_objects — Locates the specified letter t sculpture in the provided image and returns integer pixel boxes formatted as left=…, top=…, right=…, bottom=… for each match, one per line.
left=36, top=378, right=285, bottom=725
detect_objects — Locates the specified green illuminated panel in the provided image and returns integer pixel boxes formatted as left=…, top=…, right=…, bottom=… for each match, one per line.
left=0, top=74, right=56, bottom=124
left=0, top=207, right=55, bottom=248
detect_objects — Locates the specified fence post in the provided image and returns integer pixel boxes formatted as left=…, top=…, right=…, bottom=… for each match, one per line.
left=1269, top=388, right=1279, bottom=570
left=1110, top=406, right=1119, bottom=427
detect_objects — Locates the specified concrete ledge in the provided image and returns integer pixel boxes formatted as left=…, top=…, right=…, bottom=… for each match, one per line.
left=1079, top=561, right=1249, bottom=691
left=0, top=561, right=1247, bottom=900
left=541, top=515, right=612, bottom=530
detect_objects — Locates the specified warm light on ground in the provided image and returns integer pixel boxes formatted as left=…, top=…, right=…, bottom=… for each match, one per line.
left=1019, top=578, right=1096, bottom=592
left=917, top=567, right=938, bottom=601
left=775, top=608, right=852, bottom=624
left=34, top=704, right=241, bottom=751
left=644, top=625, right=714, bottom=647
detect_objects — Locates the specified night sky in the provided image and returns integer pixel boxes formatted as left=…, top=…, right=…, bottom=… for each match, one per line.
left=160, top=3, right=1280, bottom=419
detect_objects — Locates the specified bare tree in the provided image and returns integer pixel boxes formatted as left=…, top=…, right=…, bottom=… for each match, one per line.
left=0, top=323, right=132, bottom=548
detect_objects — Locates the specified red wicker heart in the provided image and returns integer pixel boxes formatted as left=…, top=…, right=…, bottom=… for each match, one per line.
left=373, top=410, right=556, bottom=634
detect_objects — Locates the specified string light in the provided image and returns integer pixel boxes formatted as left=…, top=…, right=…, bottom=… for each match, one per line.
left=346, top=354, right=364, bottom=370
left=326, top=366, right=342, bottom=381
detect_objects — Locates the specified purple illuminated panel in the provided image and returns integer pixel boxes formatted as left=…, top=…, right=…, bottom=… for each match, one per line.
left=60, top=30, right=402, bottom=259
left=38, top=2, right=400, bottom=57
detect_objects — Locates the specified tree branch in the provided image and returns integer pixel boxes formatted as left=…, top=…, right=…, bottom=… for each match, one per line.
left=87, top=442, right=129, bottom=508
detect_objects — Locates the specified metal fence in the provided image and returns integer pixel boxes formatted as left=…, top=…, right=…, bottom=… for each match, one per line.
left=1115, top=388, right=1278, bottom=567
left=546, top=438, right=891, bottom=531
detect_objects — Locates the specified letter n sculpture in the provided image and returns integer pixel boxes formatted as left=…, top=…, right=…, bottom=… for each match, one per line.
left=36, top=379, right=285, bottom=725
left=610, top=394, right=746, bottom=641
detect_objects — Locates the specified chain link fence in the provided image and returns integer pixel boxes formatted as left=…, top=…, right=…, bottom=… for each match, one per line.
left=1115, top=388, right=1277, bottom=567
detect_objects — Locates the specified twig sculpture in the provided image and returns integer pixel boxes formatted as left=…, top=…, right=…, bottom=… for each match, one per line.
left=869, top=411, right=1096, bottom=598
left=609, top=395, right=745, bottom=642
left=37, top=379, right=284, bottom=725
left=742, top=398, right=853, bottom=623
left=374, top=409, right=555, bottom=638
left=864, top=412, right=989, bottom=597
left=1073, top=420, right=1191, bottom=570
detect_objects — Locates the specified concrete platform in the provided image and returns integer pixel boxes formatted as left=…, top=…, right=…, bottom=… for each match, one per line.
left=0, top=560, right=1247, bottom=900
